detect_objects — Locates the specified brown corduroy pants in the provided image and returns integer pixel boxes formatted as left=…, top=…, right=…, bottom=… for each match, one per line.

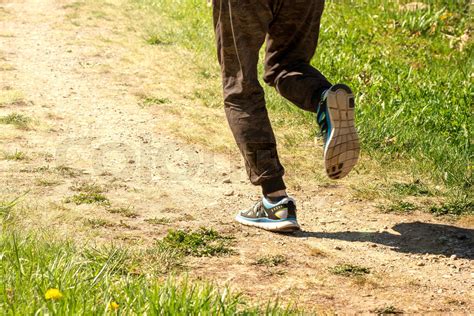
left=213, top=0, right=331, bottom=195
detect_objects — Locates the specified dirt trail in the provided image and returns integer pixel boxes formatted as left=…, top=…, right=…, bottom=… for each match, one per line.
left=0, top=0, right=472, bottom=313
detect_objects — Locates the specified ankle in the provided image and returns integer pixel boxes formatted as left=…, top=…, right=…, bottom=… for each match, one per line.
left=266, top=190, right=287, bottom=198
left=264, top=190, right=288, bottom=204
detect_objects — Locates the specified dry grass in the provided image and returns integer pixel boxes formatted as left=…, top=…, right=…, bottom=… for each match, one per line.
left=0, top=89, right=24, bottom=106
left=0, top=63, right=15, bottom=71
left=306, top=246, right=328, bottom=258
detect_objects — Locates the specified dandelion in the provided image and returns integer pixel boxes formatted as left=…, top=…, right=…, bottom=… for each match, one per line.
left=44, top=288, right=63, bottom=300
left=440, top=12, right=452, bottom=21
left=108, top=301, right=119, bottom=311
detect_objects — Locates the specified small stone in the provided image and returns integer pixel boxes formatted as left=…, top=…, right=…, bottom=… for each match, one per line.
left=369, top=244, right=377, bottom=248
left=450, top=254, right=457, bottom=260
left=222, top=178, right=231, bottom=184
left=224, top=190, right=234, bottom=196
left=417, top=262, right=425, bottom=266
left=383, top=225, right=388, bottom=229
left=334, top=246, right=342, bottom=250
left=437, top=289, right=443, bottom=294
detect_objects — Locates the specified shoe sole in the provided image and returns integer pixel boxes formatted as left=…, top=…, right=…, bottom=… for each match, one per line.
left=235, top=214, right=300, bottom=233
left=324, top=84, right=360, bottom=180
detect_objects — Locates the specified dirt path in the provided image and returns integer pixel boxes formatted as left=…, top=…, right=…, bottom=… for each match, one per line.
left=0, top=0, right=472, bottom=313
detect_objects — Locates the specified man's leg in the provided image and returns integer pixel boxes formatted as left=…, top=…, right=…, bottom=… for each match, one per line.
left=263, top=0, right=331, bottom=113
left=264, top=0, right=360, bottom=179
left=213, top=0, right=285, bottom=195
left=213, top=0, right=299, bottom=232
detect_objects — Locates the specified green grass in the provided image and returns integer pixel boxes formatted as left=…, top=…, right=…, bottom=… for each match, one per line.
left=145, top=217, right=172, bottom=225
left=0, top=113, right=31, bottom=129
left=133, top=0, right=473, bottom=212
left=330, top=264, right=371, bottom=277
left=140, top=96, right=171, bottom=107
left=144, top=32, right=172, bottom=45
left=158, top=228, right=235, bottom=257
left=65, top=192, right=109, bottom=205
left=373, top=305, right=403, bottom=315
left=0, top=197, right=20, bottom=220
left=144, top=242, right=185, bottom=274
left=379, top=201, right=419, bottom=213
left=2, top=150, right=27, bottom=161
left=429, top=198, right=474, bottom=216
left=84, top=218, right=115, bottom=228
left=65, top=182, right=110, bottom=205
left=255, top=255, right=287, bottom=268
left=389, top=180, right=433, bottom=197
left=0, top=229, right=295, bottom=314
left=106, top=206, right=139, bottom=218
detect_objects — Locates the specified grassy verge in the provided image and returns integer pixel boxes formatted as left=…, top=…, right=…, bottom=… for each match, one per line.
left=132, top=0, right=472, bottom=212
left=0, top=204, right=294, bottom=315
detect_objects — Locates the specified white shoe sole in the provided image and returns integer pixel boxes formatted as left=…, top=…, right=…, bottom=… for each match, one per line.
left=235, top=214, right=300, bottom=233
left=324, top=84, right=360, bottom=180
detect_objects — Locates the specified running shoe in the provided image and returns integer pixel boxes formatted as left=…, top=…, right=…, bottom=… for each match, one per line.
left=316, top=84, right=360, bottom=179
left=235, top=196, right=300, bottom=232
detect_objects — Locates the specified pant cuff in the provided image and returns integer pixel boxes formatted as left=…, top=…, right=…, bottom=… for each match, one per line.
left=311, top=85, right=332, bottom=109
left=261, top=177, right=286, bottom=195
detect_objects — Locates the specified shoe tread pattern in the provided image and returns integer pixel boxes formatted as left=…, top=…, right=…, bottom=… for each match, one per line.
left=324, top=84, right=360, bottom=180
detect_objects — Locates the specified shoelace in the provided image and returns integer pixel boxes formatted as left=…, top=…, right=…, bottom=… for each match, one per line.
left=247, top=200, right=265, bottom=217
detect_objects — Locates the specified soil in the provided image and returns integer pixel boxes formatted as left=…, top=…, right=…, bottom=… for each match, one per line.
left=0, top=0, right=472, bottom=313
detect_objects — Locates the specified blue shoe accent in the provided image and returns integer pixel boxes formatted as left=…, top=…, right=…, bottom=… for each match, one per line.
left=235, top=196, right=300, bottom=232
left=235, top=214, right=292, bottom=223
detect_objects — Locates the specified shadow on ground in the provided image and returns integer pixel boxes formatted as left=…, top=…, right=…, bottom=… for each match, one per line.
left=294, top=221, right=474, bottom=259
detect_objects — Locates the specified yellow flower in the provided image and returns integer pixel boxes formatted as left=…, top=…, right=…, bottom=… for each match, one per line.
left=44, top=288, right=63, bottom=300
left=440, top=12, right=452, bottom=21
left=108, top=301, right=119, bottom=311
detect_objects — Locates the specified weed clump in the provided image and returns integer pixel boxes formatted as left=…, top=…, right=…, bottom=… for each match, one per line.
left=254, top=255, right=287, bottom=267
left=157, top=228, right=234, bottom=257
left=379, top=201, right=418, bottom=213
left=373, top=305, right=403, bottom=315
left=140, top=96, right=170, bottom=107
left=145, top=217, right=172, bottom=225
left=106, top=206, right=139, bottom=218
left=84, top=218, right=114, bottom=228
left=0, top=113, right=31, bottom=129
left=65, top=182, right=109, bottom=205
left=330, top=264, right=370, bottom=277
left=2, top=150, right=27, bottom=161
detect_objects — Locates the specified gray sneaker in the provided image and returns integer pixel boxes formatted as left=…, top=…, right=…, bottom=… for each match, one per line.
left=235, top=196, right=300, bottom=233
